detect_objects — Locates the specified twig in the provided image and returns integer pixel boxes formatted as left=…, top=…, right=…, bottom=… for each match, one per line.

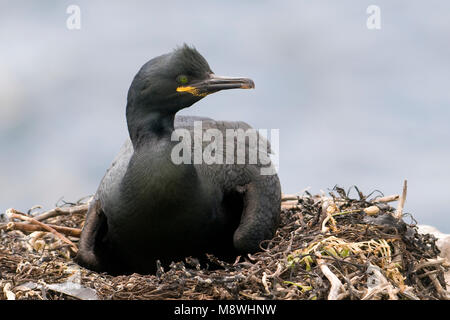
left=281, top=200, right=300, bottom=210
left=33, top=204, right=88, bottom=222
left=317, top=258, right=344, bottom=300
left=429, top=274, right=449, bottom=300
left=281, top=204, right=301, bottom=210
left=281, top=200, right=298, bottom=205
left=261, top=272, right=271, bottom=295
left=281, top=195, right=299, bottom=201
left=414, top=258, right=446, bottom=272
left=361, top=283, right=397, bottom=300
left=418, top=269, right=441, bottom=279
left=281, top=188, right=311, bottom=201
left=321, top=215, right=331, bottom=233
left=394, top=180, right=407, bottom=219
left=399, top=287, right=421, bottom=300
left=2, top=222, right=81, bottom=237
left=321, top=212, right=338, bottom=233
left=6, top=209, right=78, bottom=253
left=372, top=194, right=399, bottom=203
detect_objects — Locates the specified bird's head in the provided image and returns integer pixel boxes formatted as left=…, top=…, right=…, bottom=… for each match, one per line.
left=127, top=44, right=255, bottom=114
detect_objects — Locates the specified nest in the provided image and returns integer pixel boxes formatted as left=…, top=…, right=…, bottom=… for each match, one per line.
left=1, top=185, right=448, bottom=300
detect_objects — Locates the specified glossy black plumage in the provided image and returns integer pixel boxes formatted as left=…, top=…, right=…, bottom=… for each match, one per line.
left=75, top=45, right=281, bottom=275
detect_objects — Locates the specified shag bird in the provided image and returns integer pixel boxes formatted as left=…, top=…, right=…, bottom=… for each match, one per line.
left=75, top=45, right=281, bottom=275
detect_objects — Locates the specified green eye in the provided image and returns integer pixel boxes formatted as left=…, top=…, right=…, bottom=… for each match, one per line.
left=177, top=75, right=189, bottom=84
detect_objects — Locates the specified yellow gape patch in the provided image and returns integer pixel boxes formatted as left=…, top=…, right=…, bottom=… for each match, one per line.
left=176, top=86, right=209, bottom=97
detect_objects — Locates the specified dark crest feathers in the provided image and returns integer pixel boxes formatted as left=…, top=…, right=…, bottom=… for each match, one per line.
left=171, top=44, right=212, bottom=75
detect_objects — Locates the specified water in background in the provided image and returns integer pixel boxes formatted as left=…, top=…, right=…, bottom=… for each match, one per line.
left=1, top=1, right=449, bottom=231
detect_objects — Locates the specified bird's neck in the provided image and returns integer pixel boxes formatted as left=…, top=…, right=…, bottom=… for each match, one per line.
left=126, top=103, right=176, bottom=148
left=123, top=103, right=202, bottom=213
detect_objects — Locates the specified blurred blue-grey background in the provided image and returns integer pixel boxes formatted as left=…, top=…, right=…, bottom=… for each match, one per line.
left=1, top=1, right=449, bottom=231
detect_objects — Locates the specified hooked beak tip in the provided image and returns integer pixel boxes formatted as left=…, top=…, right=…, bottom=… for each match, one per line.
left=241, top=79, right=255, bottom=89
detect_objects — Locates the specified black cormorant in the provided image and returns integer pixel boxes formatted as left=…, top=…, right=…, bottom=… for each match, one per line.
left=75, top=45, right=281, bottom=275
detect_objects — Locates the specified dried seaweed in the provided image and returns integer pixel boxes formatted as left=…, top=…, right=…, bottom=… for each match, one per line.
left=0, top=186, right=448, bottom=300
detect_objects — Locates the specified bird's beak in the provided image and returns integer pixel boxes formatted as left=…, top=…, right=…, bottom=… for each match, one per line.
left=176, top=74, right=255, bottom=97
